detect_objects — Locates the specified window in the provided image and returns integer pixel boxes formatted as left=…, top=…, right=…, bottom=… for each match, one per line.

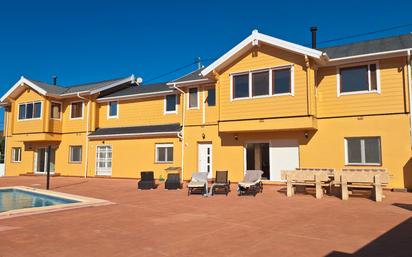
left=155, top=144, right=173, bottom=163
left=339, top=63, right=379, bottom=94
left=69, top=146, right=82, bottom=163
left=165, top=95, right=177, bottom=113
left=51, top=102, right=61, bottom=119
left=11, top=147, right=21, bottom=162
left=108, top=101, right=118, bottom=118
left=273, top=68, right=292, bottom=94
left=252, top=71, right=269, bottom=96
left=232, top=65, right=293, bottom=99
left=345, top=137, right=381, bottom=165
left=188, top=87, right=198, bottom=109
left=233, top=74, right=249, bottom=98
left=18, top=102, right=42, bottom=120
left=207, top=88, right=216, bottom=106
left=70, top=102, right=83, bottom=119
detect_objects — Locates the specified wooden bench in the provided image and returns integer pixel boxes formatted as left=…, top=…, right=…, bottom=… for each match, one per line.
left=333, top=168, right=389, bottom=202
left=281, top=168, right=334, bottom=199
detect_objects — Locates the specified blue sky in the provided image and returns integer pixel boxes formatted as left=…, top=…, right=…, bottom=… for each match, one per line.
left=1, top=0, right=412, bottom=127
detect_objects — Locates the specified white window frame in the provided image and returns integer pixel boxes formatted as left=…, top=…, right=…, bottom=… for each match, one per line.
left=164, top=94, right=177, bottom=114
left=155, top=143, right=174, bottom=163
left=337, top=61, right=381, bottom=97
left=17, top=101, right=43, bottom=121
left=230, top=64, right=294, bottom=101
left=344, top=137, right=382, bottom=166
left=70, top=101, right=84, bottom=120
left=11, top=147, right=22, bottom=163
left=187, top=87, right=199, bottom=109
left=107, top=101, right=119, bottom=119
left=50, top=101, right=62, bottom=120
left=69, top=145, right=82, bottom=163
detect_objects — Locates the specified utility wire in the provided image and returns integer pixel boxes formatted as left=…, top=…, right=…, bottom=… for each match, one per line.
left=311, top=23, right=412, bottom=46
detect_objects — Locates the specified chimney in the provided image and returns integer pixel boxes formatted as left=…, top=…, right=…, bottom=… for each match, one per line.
left=310, top=26, right=318, bottom=49
left=52, top=75, right=57, bottom=85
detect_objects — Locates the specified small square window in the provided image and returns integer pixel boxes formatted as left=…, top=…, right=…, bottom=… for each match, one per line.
left=69, top=146, right=82, bottom=163
left=165, top=95, right=177, bottom=113
left=108, top=101, right=118, bottom=118
left=51, top=102, right=61, bottom=119
left=207, top=88, right=216, bottom=106
left=11, top=147, right=22, bottom=162
left=156, top=144, right=173, bottom=163
left=188, top=88, right=198, bottom=109
left=345, top=137, right=381, bottom=165
left=71, top=102, right=83, bottom=119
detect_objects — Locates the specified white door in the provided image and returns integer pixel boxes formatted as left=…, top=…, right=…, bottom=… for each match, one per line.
left=96, top=146, right=112, bottom=176
left=34, top=147, right=55, bottom=173
left=270, top=139, right=299, bottom=181
left=198, top=143, right=212, bottom=179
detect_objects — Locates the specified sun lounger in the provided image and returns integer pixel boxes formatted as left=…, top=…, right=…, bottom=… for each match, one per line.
left=165, top=173, right=182, bottom=190
left=210, top=170, right=230, bottom=196
left=137, top=171, right=156, bottom=190
left=187, top=172, right=208, bottom=196
left=237, top=170, right=263, bottom=196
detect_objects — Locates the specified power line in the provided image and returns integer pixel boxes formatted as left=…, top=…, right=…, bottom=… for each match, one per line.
left=312, top=23, right=412, bottom=46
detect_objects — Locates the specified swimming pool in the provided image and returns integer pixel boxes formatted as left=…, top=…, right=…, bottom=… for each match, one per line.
left=0, top=188, right=79, bottom=212
left=0, top=186, right=111, bottom=219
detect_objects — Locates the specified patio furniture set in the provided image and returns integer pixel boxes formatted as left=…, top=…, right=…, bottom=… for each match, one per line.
left=137, top=170, right=263, bottom=197
left=281, top=168, right=390, bottom=202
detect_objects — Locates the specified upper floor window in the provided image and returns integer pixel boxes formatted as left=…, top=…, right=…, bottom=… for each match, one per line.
left=18, top=101, right=42, bottom=120
left=345, top=137, right=381, bottom=165
left=155, top=143, right=173, bottom=163
left=339, top=63, right=379, bottom=95
left=207, top=88, right=216, bottom=106
left=11, top=147, right=22, bottom=162
left=70, top=101, right=83, bottom=119
left=188, top=87, right=198, bottom=109
left=232, top=66, right=293, bottom=100
left=108, top=101, right=118, bottom=118
left=165, top=95, right=177, bottom=114
left=50, top=102, right=61, bottom=119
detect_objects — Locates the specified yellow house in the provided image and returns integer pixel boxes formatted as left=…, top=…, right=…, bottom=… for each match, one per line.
left=2, top=29, right=412, bottom=190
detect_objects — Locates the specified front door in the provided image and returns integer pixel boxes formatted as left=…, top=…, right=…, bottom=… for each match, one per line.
left=198, top=143, right=212, bottom=179
left=96, top=145, right=112, bottom=176
left=34, top=147, right=55, bottom=173
left=270, top=139, right=299, bottom=181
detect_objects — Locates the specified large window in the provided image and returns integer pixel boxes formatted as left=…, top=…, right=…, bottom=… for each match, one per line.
left=207, top=88, right=216, bottom=106
left=188, top=87, right=198, bottom=109
left=232, top=66, right=293, bottom=99
left=51, top=102, right=61, bottom=119
left=108, top=101, right=118, bottom=118
left=11, top=147, right=22, bottom=162
left=70, top=102, right=83, bottom=119
left=18, top=102, right=42, bottom=120
left=165, top=95, right=177, bottom=113
left=339, top=63, right=379, bottom=94
left=155, top=144, right=173, bottom=163
left=69, top=146, right=82, bottom=163
left=345, top=137, right=381, bottom=165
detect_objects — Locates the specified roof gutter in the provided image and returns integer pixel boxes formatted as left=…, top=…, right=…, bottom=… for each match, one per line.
left=172, top=83, right=185, bottom=182
left=88, top=131, right=179, bottom=139
left=96, top=90, right=175, bottom=103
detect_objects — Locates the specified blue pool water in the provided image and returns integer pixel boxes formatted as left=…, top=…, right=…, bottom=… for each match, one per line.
left=0, top=188, right=79, bottom=212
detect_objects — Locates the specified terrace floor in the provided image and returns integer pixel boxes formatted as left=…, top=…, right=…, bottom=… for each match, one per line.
left=0, top=176, right=411, bottom=257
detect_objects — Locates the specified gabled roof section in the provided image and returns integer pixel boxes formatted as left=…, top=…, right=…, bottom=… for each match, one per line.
left=89, top=123, right=181, bottom=139
left=1, top=75, right=135, bottom=102
left=201, top=30, right=325, bottom=76
left=97, top=82, right=174, bottom=102
left=321, top=33, right=412, bottom=60
left=167, top=68, right=213, bottom=86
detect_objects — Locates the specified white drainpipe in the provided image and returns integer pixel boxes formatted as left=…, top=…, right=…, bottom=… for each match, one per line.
left=3, top=108, right=8, bottom=175
left=173, top=83, right=185, bottom=181
left=407, top=50, right=412, bottom=147
left=77, top=92, right=90, bottom=178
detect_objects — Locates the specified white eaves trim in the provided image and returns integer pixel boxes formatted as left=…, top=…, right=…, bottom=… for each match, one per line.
left=1, top=76, right=48, bottom=102
left=96, top=90, right=176, bottom=103
left=88, top=131, right=179, bottom=139
left=326, top=48, right=412, bottom=66
left=89, top=75, right=135, bottom=95
left=201, top=30, right=324, bottom=77
left=166, top=78, right=212, bottom=86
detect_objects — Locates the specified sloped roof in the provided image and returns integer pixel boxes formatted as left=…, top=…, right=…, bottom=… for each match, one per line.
left=168, top=68, right=212, bottom=85
left=89, top=123, right=181, bottom=138
left=97, top=82, right=174, bottom=100
left=321, top=33, right=412, bottom=59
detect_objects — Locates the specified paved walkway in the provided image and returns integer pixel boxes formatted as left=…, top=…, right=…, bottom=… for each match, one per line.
left=0, top=176, right=411, bottom=257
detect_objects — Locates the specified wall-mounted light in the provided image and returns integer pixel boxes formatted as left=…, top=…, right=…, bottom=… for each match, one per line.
left=234, top=134, right=238, bottom=141
left=304, top=131, right=309, bottom=139
left=202, top=133, right=205, bottom=139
